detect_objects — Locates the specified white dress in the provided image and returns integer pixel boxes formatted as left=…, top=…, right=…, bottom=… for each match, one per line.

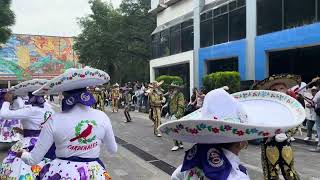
left=0, top=97, right=24, bottom=143
left=0, top=101, right=54, bottom=179
left=21, top=104, right=117, bottom=180
left=171, top=149, right=250, bottom=180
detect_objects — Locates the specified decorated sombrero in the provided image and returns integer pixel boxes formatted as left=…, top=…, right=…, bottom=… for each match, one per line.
left=33, top=67, right=110, bottom=95
left=252, top=74, right=299, bottom=90
left=169, top=81, right=184, bottom=88
left=158, top=88, right=305, bottom=144
left=12, top=79, right=48, bottom=96
left=113, top=83, right=119, bottom=87
left=148, top=81, right=164, bottom=89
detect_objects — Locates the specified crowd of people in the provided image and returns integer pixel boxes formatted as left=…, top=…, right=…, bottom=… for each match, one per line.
left=0, top=68, right=314, bottom=180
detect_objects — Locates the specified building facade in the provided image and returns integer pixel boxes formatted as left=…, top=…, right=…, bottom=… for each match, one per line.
left=149, top=0, right=320, bottom=92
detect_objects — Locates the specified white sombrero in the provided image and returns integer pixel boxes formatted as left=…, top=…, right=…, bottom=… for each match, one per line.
left=158, top=88, right=305, bottom=144
left=12, top=79, right=48, bottom=96
left=33, top=67, right=110, bottom=95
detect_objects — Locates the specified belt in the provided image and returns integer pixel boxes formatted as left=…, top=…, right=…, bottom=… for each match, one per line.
left=58, top=156, right=105, bottom=169
left=23, top=129, right=41, bottom=137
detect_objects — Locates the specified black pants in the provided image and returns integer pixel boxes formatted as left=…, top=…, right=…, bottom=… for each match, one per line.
left=306, top=119, right=316, bottom=138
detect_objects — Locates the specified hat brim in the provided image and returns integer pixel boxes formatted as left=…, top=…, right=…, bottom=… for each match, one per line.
left=158, top=90, right=305, bottom=144
left=13, top=79, right=48, bottom=96
left=252, top=74, right=299, bottom=90
left=33, top=68, right=110, bottom=95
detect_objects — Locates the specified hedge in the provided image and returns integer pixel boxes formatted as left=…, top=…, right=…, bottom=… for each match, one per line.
left=203, top=71, right=240, bottom=93
left=156, top=75, right=183, bottom=92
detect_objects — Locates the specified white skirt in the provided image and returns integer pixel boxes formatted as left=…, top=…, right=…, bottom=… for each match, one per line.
left=0, top=136, right=51, bottom=179
left=39, top=159, right=112, bottom=180
left=0, top=119, right=22, bottom=143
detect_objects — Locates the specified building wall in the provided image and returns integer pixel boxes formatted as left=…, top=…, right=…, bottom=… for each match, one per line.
left=157, top=0, right=193, bottom=26
left=255, top=23, right=320, bottom=80
left=150, top=50, right=194, bottom=94
left=0, top=34, right=79, bottom=80
left=198, top=39, right=246, bottom=86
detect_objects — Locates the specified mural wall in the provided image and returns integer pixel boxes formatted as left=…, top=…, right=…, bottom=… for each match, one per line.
left=0, top=34, right=80, bottom=80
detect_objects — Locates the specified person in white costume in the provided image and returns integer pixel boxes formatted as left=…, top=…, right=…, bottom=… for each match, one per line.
left=18, top=67, right=116, bottom=180
left=0, top=79, right=55, bottom=179
left=158, top=88, right=305, bottom=180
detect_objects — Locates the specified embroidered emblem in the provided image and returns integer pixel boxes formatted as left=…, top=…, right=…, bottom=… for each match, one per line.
left=237, top=108, right=248, bottom=123
left=81, top=93, right=91, bottom=102
left=41, top=111, right=53, bottom=125
left=186, top=145, right=197, bottom=160
left=70, top=120, right=97, bottom=144
left=207, top=148, right=224, bottom=168
left=66, top=97, right=75, bottom=106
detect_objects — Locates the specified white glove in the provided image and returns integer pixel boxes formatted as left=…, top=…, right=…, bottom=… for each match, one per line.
left=171, top=115, right=177, bottom=120
left=275, top=133, right=288, bottom=142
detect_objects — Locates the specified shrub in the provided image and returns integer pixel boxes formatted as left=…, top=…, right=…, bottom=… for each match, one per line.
left=203, top=71, right=240, bottom=93
left=156, top=75, right=183, bottom=92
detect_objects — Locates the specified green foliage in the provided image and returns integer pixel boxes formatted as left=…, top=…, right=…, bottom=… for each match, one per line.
left=74, top=0, right=155, bottom=83
left=203, top=71, right=240, bottom=93
left=156, top=75, right=183, bottom=92
left=0, top=0, right=15, bottom=43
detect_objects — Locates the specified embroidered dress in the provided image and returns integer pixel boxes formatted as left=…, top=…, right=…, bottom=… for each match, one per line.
left=21, top=104, right=117, bottom=180
left=0, top=102, right=54, bottom=179
left=0, top=94, right=23, bottom=143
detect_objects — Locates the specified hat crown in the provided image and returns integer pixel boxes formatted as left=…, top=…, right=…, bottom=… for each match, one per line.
left=201, top=89, right=247, bottom=123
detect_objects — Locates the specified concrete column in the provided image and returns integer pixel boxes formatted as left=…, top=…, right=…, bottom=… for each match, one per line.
left=150, top=66, right=155, bottom=82
left=246, top=0, right=257, bottom=80
left=193, top=0, right=205, bottom=88
left=189, top=59, right=194, bottom=95
left=7, top=80, right=11, bottom=88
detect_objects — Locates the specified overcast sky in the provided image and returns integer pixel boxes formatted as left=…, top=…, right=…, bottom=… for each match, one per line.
left=11, top=0, right=122, bottom=37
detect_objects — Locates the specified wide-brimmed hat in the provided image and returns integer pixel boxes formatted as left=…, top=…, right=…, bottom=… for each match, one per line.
left=12, top=79, right=48, bottom=96
left=311, top=86, right=319, bottom=91
left=113, top=83, right=120, bottom=87
left=252, top=74, right=299, bottom=90
left=33, top=67, right=110, bottom=95
left=169, top=81, right=184, bottom=88
left=148, top=81, right=164, bottom=88
left=158, top=88, right=305, bottom=144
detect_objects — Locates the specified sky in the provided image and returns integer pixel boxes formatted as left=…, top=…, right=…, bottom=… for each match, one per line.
left=11, top=0, right=122, bottom=37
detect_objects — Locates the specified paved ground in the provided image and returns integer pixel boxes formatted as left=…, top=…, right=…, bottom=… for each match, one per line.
left=1, top=102, right=320, bottom=180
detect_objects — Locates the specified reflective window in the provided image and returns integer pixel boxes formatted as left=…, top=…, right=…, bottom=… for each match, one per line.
left=257, top=0, right=282, bottom=35
left=181, top=19, right=194, bottom=51
left=170, top=25, right=181, bottom=55
left=284, top=0, right=316, bottom=29
left=207, top=57, right=239, bottom=73
left=229, top=7, right=246, bottom=41
left=214, top=14, right=228, bottom=45
left=160, top=29, right=170, bottom=57
left=200, top=19, right=213, bottom=47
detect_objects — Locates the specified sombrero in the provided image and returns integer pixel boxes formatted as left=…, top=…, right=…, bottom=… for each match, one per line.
left=148, top=81, right=164, bottom=88
left=252, top=74, right=299, bottom=90
left=113, top=83, right=120, bottom=87
left=169, top=81, right=184, bottom=88
left=12, top=79, right=48, bottom=96
left=158, top=88, right=305, bottom=144
left=33, top=67, right=110, bottom=95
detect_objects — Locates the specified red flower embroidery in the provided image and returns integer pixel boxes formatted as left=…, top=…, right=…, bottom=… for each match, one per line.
left=236, top=130, right=244, bottom=136
left=224, top=125, right=232, bottom=131
left=80, top=74, right=85, bottom=78
left=212, top=127, right=219, bottom=133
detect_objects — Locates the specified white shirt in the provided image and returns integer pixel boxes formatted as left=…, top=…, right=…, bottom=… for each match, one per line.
left=21, top=104, right=117, bottom=165
left=171, top=149, right=250, bottom=180
left=305, top=92, right=316, bottom=121
left=0, top=102, right=53, bottom=130
left=12, top=97, right=25, bottom=110
left=291, top=82, right=307, bottom=95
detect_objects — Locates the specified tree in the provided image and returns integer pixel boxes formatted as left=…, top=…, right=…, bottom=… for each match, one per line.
left=0, top=0, right=15, bottom=43
left=74, top=0, right=156, bottom=84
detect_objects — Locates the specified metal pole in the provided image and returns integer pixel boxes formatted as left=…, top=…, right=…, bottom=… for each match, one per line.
left=193, top=0, right=204, bottom=90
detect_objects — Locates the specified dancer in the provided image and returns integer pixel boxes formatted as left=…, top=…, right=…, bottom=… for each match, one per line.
left=158, top=88, right=305, bottom=180
left=122, top=87, right=132, bottom=122
left=18, top=67, right=116, bottom=179
left=169, top=81, right=185, bottom=151
left=111, top=83, right=120, bottom=112
left=148, top=81, right=164, bottom=137
left=252, top=74, right=315, bottom=180
left=0, top=79, right=55, bottom=179
left=0, top=89, right=22, bottom=143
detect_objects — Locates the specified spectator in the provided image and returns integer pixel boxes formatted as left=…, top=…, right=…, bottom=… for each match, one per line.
left=195, top=88, right=206, bottom=109
left=184, top=88, right=197, bottom=115
left=304, top=86, right=319, bottom=141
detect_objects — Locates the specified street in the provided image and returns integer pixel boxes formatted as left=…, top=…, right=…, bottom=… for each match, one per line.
left=0, top=104, right=320, bottom=180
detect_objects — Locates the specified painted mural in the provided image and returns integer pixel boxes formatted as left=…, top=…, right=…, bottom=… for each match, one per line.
left=0, top=34, right=80, bottom=80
